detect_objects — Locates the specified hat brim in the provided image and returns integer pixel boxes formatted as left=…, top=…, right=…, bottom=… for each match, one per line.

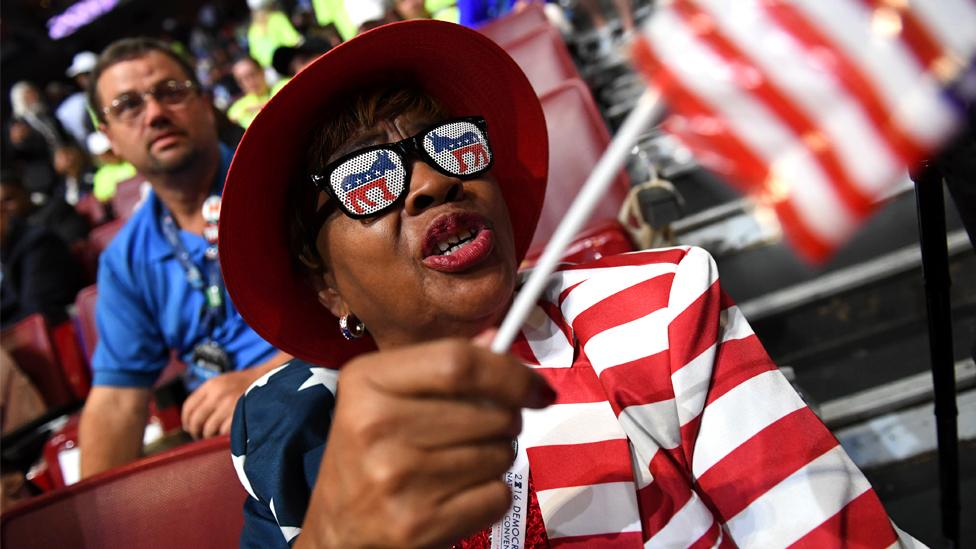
left=219, top=20, right=548, bottom=367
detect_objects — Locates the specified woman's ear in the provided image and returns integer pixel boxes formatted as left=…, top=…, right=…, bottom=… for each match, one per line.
left=315, top=271, right=350, bottom=318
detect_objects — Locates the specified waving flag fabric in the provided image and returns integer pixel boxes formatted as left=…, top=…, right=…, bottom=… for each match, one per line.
left=632, top=0, right=976, bottom=261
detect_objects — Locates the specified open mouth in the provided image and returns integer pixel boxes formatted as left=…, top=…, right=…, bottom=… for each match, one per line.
left=422, top=212, right=495, bottom=273
left=433, top=227, right=481, bottom=256
left=422, top=212, right=489, bottom=258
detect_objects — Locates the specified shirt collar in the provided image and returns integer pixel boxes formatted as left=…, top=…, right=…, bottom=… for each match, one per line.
left=146, top=143, right=234, bottom=262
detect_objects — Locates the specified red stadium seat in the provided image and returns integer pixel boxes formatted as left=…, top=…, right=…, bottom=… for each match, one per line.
left=1, top=436, right=246, bottom=549
left=49, top=321, right=91, bottom=401
left=74, top=194, right=110, bottom=229
left=88, top=218, right=125, bottom=257
left=503, top=25, right=579, bottom=96
left=110, top=175, right=149, bottom=220
left=478, top=2, right=550, bottom=46
left=74, top=285, right=99, bottom=362
left=0, top=314, right=77, bottom=409
left=531, top=79, right=631, bottom=256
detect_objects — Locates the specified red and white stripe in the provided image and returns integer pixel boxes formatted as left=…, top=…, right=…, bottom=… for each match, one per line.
left=632, top=0, right=976, bottom=261
left=513, top=247, right=916, bottom=547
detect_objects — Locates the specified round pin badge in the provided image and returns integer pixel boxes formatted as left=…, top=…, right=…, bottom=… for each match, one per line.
left=202, top=196, right=222, bottom=225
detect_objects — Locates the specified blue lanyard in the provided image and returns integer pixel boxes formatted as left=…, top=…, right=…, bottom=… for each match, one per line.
left=160, top=208, right=224, bottom=331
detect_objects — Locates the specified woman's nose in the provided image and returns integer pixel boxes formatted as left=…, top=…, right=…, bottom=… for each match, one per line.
left=403, top=160, right=463, bottom=215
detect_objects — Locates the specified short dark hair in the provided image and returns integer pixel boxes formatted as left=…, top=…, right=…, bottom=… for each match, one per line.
left=87, top=37, right=200, bottom=124
left=232, top=55, right=262, bottom=69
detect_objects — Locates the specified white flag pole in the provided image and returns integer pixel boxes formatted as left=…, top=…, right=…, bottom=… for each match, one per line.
left=491, top=88, right=663, bottom=353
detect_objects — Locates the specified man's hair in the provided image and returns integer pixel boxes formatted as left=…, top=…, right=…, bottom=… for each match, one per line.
left=288, top=85, right=449, bottom=275
left=232, top=55, right=262, bottom=69
left=87, top=37, right=200, bottom=124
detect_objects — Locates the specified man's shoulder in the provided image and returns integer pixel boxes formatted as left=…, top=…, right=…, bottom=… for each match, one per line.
left=100, top=194, right=160, bottom=268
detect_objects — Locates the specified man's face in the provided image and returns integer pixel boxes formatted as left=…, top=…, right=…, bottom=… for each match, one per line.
left=97, top=51, right=217, bottom=177
left=394, top=0, right=427, bottom=19
left=232, top=59, right=267, bottom=96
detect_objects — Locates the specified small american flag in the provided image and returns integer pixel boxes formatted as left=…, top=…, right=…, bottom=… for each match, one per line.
left=632, top=0, right=976, bottom=262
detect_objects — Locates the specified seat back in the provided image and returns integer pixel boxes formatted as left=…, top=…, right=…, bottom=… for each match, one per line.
left=110, top=175, right=149, bottom=220
left=1, top=436, right=246, bottom=549
left=503, top=25, right=579, bottom=96
left=74, top=285, right=99, bottom=362
left=478, top=3, right=549, bottom=46
left=0, top=314, right=76, bottom=409
left=88, top=218, right=125, bottom=257
left=49, top=321, right=91, bottom=400
left=74, top=194, right=109, bottom=229
left=532, top=79, right=631, bottom=255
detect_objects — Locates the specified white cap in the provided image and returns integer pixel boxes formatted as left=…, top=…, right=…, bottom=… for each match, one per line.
left=247, top=0, right=274, bottom=10
left=346, top=0, right=387, bottom=30
left=66, top=51, right=98, bottom=78
left=86, top=131, right=111, bottom=155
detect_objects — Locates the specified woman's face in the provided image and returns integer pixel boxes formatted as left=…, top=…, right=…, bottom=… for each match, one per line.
left=314, top=110, right=518, bottom=348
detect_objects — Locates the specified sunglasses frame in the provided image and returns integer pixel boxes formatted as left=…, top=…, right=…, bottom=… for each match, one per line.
left=309, top=116, right=493, bottom=220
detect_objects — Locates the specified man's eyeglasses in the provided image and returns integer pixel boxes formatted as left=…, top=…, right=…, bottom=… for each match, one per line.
left=309, top=116, right=494, bottom=220
left=102, top=79, right=198, bottom=123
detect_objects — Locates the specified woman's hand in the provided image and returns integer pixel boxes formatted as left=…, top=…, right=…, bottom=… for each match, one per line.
left=297, top=338, right=555, bottom=549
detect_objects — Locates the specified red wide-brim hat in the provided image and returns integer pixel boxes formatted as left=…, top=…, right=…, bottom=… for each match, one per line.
left=219, top=20, right=549, bottom=367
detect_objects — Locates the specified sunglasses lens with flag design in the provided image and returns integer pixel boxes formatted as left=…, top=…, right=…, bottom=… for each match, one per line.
left=328, top=149, right=408, bottom=217
left=317, top=117, right=493, bottom=219
left=421, top=119, right=492, bottom=177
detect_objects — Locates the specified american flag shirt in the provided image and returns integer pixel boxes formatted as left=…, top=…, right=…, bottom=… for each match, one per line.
left=231, top=246, right=919, bottom=548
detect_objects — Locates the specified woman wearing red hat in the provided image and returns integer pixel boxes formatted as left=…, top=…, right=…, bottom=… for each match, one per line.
left=219, top=19, right=915, bottom=549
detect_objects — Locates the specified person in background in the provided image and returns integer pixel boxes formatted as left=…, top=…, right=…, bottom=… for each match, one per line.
left=52, top=142, right=95, bottom=206
left=227, top=56, right=286, bottom=129
left=56, top=51, right=99, bottom=147
left=0, top=347, right=48, bottom=509
left=1, top=175, right=83, bottom=328
left=247, top=0, right=303, bottom=69
left=271, top=38, right=332, bottom=80
left=392, top=0, right=460, bottom=21
left=88, top=131, right=138, bottom=203
left=6, top=82, right=67, bottom=200
left=310, top=0, right=357, bottom=42
left=1, top=170, right=89, bottom=247
left=77, top=37, right=290, bottom=479
left=345, top=0, right=398, bottom=34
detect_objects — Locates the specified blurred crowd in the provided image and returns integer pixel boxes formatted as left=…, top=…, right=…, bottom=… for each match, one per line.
left=0, top=0, right=641, bottom=506
left=0, top=0, right=497, bottom=332
left=1, top=0, right=640, bottom=334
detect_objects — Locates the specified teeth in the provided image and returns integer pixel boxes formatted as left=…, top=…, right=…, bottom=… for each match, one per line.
left=432, top=227, right=482, bottom=256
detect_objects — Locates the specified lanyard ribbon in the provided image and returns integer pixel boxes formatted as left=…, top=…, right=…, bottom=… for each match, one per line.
left=160, top=196, right=224, bottom=331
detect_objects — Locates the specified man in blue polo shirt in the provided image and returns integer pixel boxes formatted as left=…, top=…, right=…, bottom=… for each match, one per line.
left=78, top=37, right=290, bottom=478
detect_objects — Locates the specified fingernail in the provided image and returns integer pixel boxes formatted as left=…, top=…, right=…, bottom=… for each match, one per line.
left=527, top=377, right=557, bottom=408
